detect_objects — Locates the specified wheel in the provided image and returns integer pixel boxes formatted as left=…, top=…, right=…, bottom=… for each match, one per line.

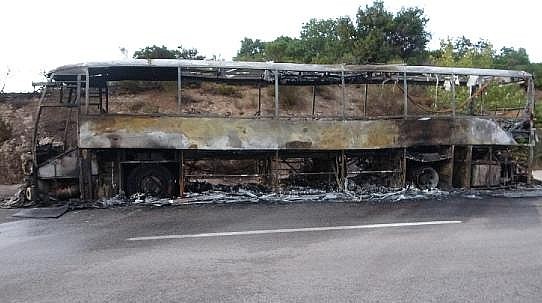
left=126, top=165, right=174, bottom=197
left=415, top=167, right=439, bottom=190
left=25, top=186, right=32, bottom=201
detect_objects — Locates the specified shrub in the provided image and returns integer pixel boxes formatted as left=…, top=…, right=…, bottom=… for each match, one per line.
left=0, top=119, right=12, bottom=143
left=127, top=101, right=159, bottom=113
left=217, top=84, right=243, bottom=98
left=115, top=81, right=162, bottom=94
left=266, top=86, right=302, bottom=108
left=203, top=83, right=243, bottom=98
left=315, top=85, right=336, bottom=100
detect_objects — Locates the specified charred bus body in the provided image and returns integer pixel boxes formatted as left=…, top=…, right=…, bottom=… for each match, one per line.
left=28, top=60, right=535, bottom=201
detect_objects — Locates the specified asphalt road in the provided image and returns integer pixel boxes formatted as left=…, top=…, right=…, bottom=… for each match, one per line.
left=1, top=197, right=542, bottom=302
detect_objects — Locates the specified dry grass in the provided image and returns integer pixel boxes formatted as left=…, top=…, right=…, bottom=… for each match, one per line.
left=202, top=83, right=243, bottom=98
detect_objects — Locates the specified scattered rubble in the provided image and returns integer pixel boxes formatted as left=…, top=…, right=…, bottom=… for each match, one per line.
left=4, top=181, right=542, bottom=211
left=72, top=184, right=517, bottom=208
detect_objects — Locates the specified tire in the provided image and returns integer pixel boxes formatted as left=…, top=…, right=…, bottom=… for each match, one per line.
left=414, top=167, right=439, bottom=190
left=126, top=165, right=174, bottom=197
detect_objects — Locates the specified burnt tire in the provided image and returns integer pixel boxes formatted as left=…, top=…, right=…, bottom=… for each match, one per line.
left=126, top=165, right=174, bottom=197
left=414, top=167, right=439, bottom=190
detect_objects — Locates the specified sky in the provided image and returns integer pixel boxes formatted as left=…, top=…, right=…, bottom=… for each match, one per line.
left=0, top=0, right=539, bottom=92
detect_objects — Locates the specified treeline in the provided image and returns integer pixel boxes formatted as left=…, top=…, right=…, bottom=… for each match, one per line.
left=232, top=1, right=540, bottom=87
left=132, top=1, right=541, bottom=87
left=235, top=1, right=429, bottom=65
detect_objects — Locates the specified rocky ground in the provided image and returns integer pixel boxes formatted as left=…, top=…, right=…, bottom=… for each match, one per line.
left=0, top=93, right=37, bottom=184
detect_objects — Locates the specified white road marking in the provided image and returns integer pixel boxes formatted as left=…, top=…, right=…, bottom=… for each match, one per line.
left=127, top=220, right=462, bottom=241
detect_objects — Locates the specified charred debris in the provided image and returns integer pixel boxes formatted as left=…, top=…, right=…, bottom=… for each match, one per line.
left=12, top=59, right=536, bottom=207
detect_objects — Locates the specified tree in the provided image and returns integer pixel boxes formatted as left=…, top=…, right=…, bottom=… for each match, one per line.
left=335, top=17, right=357, bottom=63
left=133, top=45, right=205, bottom=60
left=235, top=38, right=266, bottom=61
left=234, top=1, right=430, bottom=64
left=494, top=47, right=530, bottom=69
left=299, top=17, right=356, bottom=64
left=392, top=7, right=430, bottom=63
left=431, top=37, right=494, bottom=68
left=265, top=36, right=305, bottom=63
left=354, top=1, right=430, bottom=64
left=354, top=1, right=395, bottom=63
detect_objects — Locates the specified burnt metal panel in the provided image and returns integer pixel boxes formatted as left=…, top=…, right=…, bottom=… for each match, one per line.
left=38, top=150, right=79, bottom=179
left=50, top=59, right=532, bottom=79
left=471, top=164, right=501, bottom=187
left=79, top=115, right=516, bottom=150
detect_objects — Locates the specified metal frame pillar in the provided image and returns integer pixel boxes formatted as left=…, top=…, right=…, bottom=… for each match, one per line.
left=177, top=66, right=182, bottom=113
left=84, top=68, right=89, bottom=114
left=451, top=74, right=456, bottom=117
left=274, top=70, right=279, bottom=118
left=403, top=70, right=408, bottom=118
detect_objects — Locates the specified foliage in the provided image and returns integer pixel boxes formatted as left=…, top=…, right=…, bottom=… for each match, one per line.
left=235, top=38, right=266, bottom=61
left=354, top=1, right=430, bottom=64
left=298, top=17, right=356, bottom=64
left=525, top=63, right=542, bottom=89
left=482, top=83, right=525, bottom=109
left=215, top=83, right=243, bottom=98
left=426, top=38, right=530, bottom=114
left=266, top=86, right=302, bottom=108
left=391, top=7, right=430, bottom=63
left=217, top=84, right=243, bottom=98
left=431, top=37, right=494, bottom=68
left=234, top=1, right=430, bottom=64
left=279, top=86, right=303, bottom=108
left=493, top=47, right=530, bottom=69
left=127, top=101, right=159, bottom=113
left=203, top=83, right=243, bottom=98
left=133, top=45, right=205, bottom=60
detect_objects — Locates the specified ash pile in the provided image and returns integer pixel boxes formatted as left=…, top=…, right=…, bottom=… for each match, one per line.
left=91, top=181, right=452, bottom=208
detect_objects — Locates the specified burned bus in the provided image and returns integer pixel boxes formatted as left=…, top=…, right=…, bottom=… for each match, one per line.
left=27, top=60, right=535, bottom=201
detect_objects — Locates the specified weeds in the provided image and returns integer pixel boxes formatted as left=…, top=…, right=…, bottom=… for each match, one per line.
left=266, top=86, right=303, bottom=108
left=202, top=83, right=243, bottom=98
left=127, top=101, right=159, bottom=113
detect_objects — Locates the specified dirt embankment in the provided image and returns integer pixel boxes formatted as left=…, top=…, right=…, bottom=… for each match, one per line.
left=0, top=84, right=541, bottom=185
left=0, top=94, right=38, bottom=184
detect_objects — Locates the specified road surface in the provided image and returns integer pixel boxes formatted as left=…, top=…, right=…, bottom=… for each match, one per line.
left=1, top=197, right=542, bottom=302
